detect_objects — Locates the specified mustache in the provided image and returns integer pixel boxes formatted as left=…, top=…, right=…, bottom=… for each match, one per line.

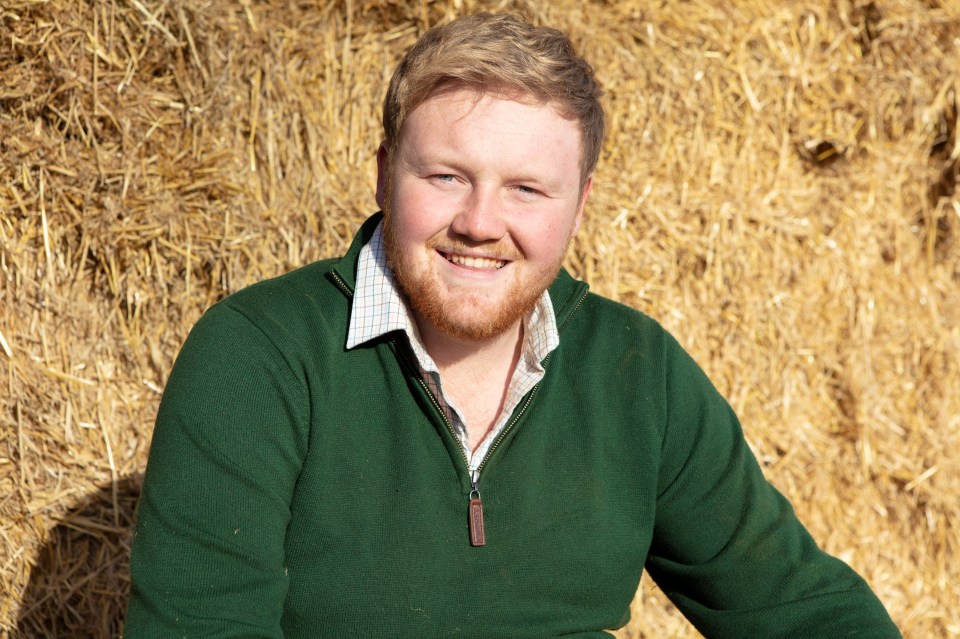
left=426, top=236, right=523, bottom=262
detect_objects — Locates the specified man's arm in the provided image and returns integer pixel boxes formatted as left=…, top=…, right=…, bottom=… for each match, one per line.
left=125, top=301, right=310, bottom=638
left=645, top=332, right=901, bottom=638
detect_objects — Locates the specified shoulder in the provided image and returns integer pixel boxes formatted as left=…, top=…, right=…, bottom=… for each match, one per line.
left=557, top=291, right=717, bottom=403
left=216, top=257, right=346, bottom=331
left=579, top=292, right=661, bottom=327
left=221, top=258, right=341, bottom=318
left=176, top=257, right=350, bottom=372
left=204, top=214, right=377, bottom=340
left=563, top=291, right=672, bottom=356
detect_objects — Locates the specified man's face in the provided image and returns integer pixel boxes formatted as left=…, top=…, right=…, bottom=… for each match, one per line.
left=377, top=88, right=592, bottom=342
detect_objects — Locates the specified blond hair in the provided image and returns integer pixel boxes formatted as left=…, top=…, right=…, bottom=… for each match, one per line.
left=382, top=13, right=605, bottom=185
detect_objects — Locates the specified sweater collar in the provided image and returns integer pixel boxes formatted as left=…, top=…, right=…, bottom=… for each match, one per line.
left=327, top=212, right=590, bottom=333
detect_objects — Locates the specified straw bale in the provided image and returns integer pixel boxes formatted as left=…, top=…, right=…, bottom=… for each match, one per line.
left=1, top=0, right=958, bottom=637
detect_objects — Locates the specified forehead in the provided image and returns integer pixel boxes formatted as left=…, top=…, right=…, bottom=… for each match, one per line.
left=398, top=88, right=582, bottom=176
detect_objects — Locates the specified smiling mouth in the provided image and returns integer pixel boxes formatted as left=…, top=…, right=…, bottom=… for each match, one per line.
left=440, top=251, right=507, bottom=270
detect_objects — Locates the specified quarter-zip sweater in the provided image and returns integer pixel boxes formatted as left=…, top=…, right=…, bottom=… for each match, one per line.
left=126, top=213, right=901, bottom=638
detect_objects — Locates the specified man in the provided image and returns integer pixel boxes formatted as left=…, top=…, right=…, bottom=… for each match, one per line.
left=126, top=13, right=901, bottom=638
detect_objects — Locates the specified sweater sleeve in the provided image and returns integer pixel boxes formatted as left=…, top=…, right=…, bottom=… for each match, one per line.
left=125, top=301, right=310, bottom=638
left=644, top=332, right=901, bottom=638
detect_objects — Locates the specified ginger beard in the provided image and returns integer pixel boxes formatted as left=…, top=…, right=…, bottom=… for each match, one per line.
left=382, top=192, right=574, bottom=342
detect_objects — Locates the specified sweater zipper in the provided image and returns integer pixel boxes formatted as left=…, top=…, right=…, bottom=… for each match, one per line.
left=418, top=375, right=487, bottom=545
left=396, top=340, right=553, bottom=548
left=557, top=286, right=589, bottom=333
left=394, top=343, right=492, bottom=546
left=396, top=286, right=589, bottom=547
left=341, top=269, right=589, bottom=547
left=329, top=271, right=353, bottom=297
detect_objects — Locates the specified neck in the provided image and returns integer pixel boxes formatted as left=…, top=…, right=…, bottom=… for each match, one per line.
left=415, top=314, right=525, bottom=445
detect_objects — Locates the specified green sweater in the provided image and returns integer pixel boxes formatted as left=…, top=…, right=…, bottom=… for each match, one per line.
left=126, top=214, right=900, bottom=638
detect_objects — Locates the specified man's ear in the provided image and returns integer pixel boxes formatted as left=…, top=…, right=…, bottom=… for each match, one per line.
left=572, top=174, right=593, bottom=236
left=375, top=141, right=389, bottom=210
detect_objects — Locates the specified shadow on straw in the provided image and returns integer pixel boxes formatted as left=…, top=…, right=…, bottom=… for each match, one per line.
left=14, top=474, right=142, bottom=639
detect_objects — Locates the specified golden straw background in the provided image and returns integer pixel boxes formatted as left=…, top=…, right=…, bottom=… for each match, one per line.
left=1, top=0, right=958, bottom=636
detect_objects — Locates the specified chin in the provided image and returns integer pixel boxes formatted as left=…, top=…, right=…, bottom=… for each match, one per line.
left=417, top=290, right=538, bottom=342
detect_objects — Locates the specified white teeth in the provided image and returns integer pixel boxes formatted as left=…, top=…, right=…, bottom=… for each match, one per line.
left=446, top=253, right=506, bottom=269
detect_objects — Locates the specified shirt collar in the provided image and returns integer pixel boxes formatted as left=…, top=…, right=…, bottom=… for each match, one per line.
left=346, top=221, right=560, bottom=365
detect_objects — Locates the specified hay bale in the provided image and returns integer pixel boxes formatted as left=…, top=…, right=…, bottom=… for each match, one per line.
left=1, top=0, right=957, bottom=636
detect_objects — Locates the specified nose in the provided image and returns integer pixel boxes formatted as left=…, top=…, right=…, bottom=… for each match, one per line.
left=449, top=185, right=506, bottom=241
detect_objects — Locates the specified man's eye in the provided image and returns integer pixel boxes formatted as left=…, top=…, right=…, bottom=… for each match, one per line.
left=434, top=174, right=456, bottom=183
left=515, top=185, right=539, bottom=196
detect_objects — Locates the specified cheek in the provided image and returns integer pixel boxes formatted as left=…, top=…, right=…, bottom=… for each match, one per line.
left=513, top=217, right=575, bottom=262
left=391, top=182, right=451, bottom=235
left=388, top=194, right=425, bottom=243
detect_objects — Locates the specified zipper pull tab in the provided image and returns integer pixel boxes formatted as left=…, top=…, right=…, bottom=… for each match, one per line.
left=468, top=484, right=486, bottom=547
